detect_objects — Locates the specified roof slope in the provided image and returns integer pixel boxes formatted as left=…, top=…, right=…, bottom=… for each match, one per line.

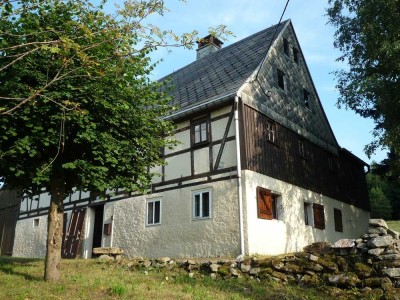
left=159, top=21, right=288, bottom=110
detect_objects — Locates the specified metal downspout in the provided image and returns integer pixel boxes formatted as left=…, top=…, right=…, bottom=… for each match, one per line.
left=234, top=95, right=245, bottom=256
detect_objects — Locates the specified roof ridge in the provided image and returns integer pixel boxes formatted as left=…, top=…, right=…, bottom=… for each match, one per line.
left=157, top=20, right=289, bottom=82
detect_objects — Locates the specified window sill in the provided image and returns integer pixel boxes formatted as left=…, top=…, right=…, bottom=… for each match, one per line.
left=193, top=216, right=211, bottom=221
left=146, top=223, right=161, bottom=227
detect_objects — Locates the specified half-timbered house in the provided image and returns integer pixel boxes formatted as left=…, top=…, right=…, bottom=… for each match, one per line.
left=12, top=20, right=370, bottom=259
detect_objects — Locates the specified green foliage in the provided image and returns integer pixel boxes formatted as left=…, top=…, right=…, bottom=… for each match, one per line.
left=110, top=283, right=127, bottom=296
left=0, top=0, right=180, bottom=195
left=326, top=0, right=400, bottom=159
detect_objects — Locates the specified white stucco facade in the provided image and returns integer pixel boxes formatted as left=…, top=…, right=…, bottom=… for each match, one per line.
left=111, top=180, right=241, bottom=258
left=242, top=170, right=370, bottom=255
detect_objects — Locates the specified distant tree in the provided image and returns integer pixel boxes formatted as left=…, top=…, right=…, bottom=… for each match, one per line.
left=0, top=0, right=229, bottom=282
left=326, top=0, right=400, bottom=164
left=366, top=173, right=392, bottom=219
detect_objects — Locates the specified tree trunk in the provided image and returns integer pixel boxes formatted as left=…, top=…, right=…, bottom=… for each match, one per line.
left=44, top=176, right=65, bottom=282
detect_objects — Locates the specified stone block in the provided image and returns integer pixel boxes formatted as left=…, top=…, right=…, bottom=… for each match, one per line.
left=309, top=254, right=319, bottom=262
left=210, top=263, right=219, bottom=273
left=249, top=267, right=261, bottom=276
left=93, top=247, right=124, bottom=255
left=369, top=219, right=388, bottom=229
left=241, top=264, right=251, bottom=273
left=388, top=228, right=400, bottom=240
left=303, top=242, right=331, bottom=254
left=368, top=248, right=384, bottom=257
left=368, top=227, right=387, bottom=235
left=380, top=254, right=400, bottom=261
left=382, top=268, right=400, bottom=278
left=367, top=235, right=393, bottom=248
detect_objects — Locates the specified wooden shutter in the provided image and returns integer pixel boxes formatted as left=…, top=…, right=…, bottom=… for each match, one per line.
left=313, top=203, right=325, bottom=230
left=257, top=187, right=273, bottom=220
left=334, top=208, right=343, bottom=232
left=62, top=208, right=86, bottom=258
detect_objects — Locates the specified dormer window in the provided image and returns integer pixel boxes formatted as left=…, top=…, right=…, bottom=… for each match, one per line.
left=283, top=38, right=290, bottom=56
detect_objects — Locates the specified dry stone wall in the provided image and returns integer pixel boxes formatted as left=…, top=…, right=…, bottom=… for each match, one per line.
left=100, top=219, right=400, bottom=300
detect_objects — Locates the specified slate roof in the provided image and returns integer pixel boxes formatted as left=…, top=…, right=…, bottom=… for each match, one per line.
left=159, top=21, right=288, bottom=110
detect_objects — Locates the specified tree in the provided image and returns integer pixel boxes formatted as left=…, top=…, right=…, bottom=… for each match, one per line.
left=366, top=171, right=392, bottom=219
left=0, top=0, right=229, bottom=282
left=326, top=0, right=400, bottom=165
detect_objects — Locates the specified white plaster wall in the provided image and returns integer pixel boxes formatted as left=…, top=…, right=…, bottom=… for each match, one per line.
left=165, top=152, right=191, bottom=180
left=13, top=216, right=48, bottom=258
left=212, top=141, right=237, bottom=170
left=165, top=130, right=190, bottom=155
left=193, top=148, right=210, bottom=174
left=242, top=170, right=370, bottom=255
left=111, top=180, right=241, bottom=258
left=211, top=105, right=232, bottom=119
left=211, top=117, right=235, bottom=141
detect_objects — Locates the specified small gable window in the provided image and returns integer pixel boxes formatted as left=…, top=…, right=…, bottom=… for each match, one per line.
left=334, top=208, right=343, bottom=232
left=313, top=203, right=325, bottom=230
left=293, top=48, right=299, bottom=64
left=303, top=89, right=310, bottom=108
left=192, top=118, right=209, bottom=145
left=257, top=187, right=280, bottom=220
left=283, top=38, right=290, bottom=56
left=277, top=69, right=285, bottom=90
left=266, top=120, right=276, bottom=143
left=298, top=139, right=306, bottom=158
left=193, top=189, right=212, bottom=219
left=146, top=199, right=161, bottom=226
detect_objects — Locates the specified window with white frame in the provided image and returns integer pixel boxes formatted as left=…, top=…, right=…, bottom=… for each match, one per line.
left=192, top=119, right=209, bottom=145
left=33, top=218, right=40, bottom=227
left=304, top=202, right=313, bottom=226
left=146, top=199, right=161, bottom=226
left=193, top=189, right=211, bottom=219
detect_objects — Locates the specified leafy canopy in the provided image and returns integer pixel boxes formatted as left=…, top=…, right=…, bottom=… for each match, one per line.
left=326, top=0, right=400, bottom=161
left=0, top=0, right=228, bottom=196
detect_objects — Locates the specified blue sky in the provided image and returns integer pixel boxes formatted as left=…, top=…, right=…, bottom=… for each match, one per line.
left=135, top=0, right=387, bottom=164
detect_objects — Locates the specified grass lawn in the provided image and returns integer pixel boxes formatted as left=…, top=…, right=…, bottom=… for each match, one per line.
left=0, top=256, right=361, bottom=300
left=387, top=220, right=400, bottom=232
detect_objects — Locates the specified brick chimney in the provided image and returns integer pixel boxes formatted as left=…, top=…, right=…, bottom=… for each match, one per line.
left=196, top=35, right=223, bottom=60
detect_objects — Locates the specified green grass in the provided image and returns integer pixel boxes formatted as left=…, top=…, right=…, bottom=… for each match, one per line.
left=387, top=220, right=400, bottom=232
left=0, top=256, right=361, bottom=300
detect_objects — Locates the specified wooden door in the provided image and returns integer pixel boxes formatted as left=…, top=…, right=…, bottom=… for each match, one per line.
left=0, top=205, right=19, bottom=256
left=62, top=208, right=86, bottom=258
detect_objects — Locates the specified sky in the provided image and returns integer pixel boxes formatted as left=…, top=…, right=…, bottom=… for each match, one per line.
left=133, top=0, right=388, bottom=164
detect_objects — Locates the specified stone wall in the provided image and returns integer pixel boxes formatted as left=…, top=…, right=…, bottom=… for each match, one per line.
left=102, top=219, right=400, bottom=300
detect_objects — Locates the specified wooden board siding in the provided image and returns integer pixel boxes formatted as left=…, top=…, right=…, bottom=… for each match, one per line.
left=242, top=104, right=369, bottom=211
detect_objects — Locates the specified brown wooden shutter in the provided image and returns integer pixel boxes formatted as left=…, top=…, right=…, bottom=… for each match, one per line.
left=334, top=208, right=343, bottom=232
left=257, top=187, right=273, bottom=220
left=313, top=203, right=325, bottom=230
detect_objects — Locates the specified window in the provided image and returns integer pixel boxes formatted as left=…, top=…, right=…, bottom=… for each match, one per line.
left=33, top=218, right=40, bottom=227
left=298, top=139, right=306, bottom=158
left=266, top=120, right=276, bottom=143
left=193, top=189, right=211, bottom=219
left=257, top=187, right=279, bottom=220
left=304, top=202, right=313, bottom=226
left=313, top=203, right=325, bottom=230
left=277, top=69, right=285, bottom=90
left=293, top=48, right=299, bottom=64
left=146, top=199, right=161, bottom=225
left=303, top=89, right=310, bottom=108
left=283, top=38, right=290, bottom=56
left=334, top=208, right=343, bottom=232
left=192, top=119, right=209, bottom=145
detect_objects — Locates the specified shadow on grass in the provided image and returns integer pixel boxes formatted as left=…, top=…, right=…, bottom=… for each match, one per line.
left=0, top=256, right=44, bottom=281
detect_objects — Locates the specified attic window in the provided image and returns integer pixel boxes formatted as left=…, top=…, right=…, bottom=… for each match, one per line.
left=283, top=38, right=290, bottom=56
left=266, top=120, right=276, bottom=143
left=277, top=69, right=285, bottom=90
left=293, top=48, right=299, bottom=64
left=303, top=89, right=310, bottom=108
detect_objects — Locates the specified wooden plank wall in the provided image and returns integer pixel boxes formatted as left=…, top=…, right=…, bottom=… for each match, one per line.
left=242, top=104, right=369, bottom=211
